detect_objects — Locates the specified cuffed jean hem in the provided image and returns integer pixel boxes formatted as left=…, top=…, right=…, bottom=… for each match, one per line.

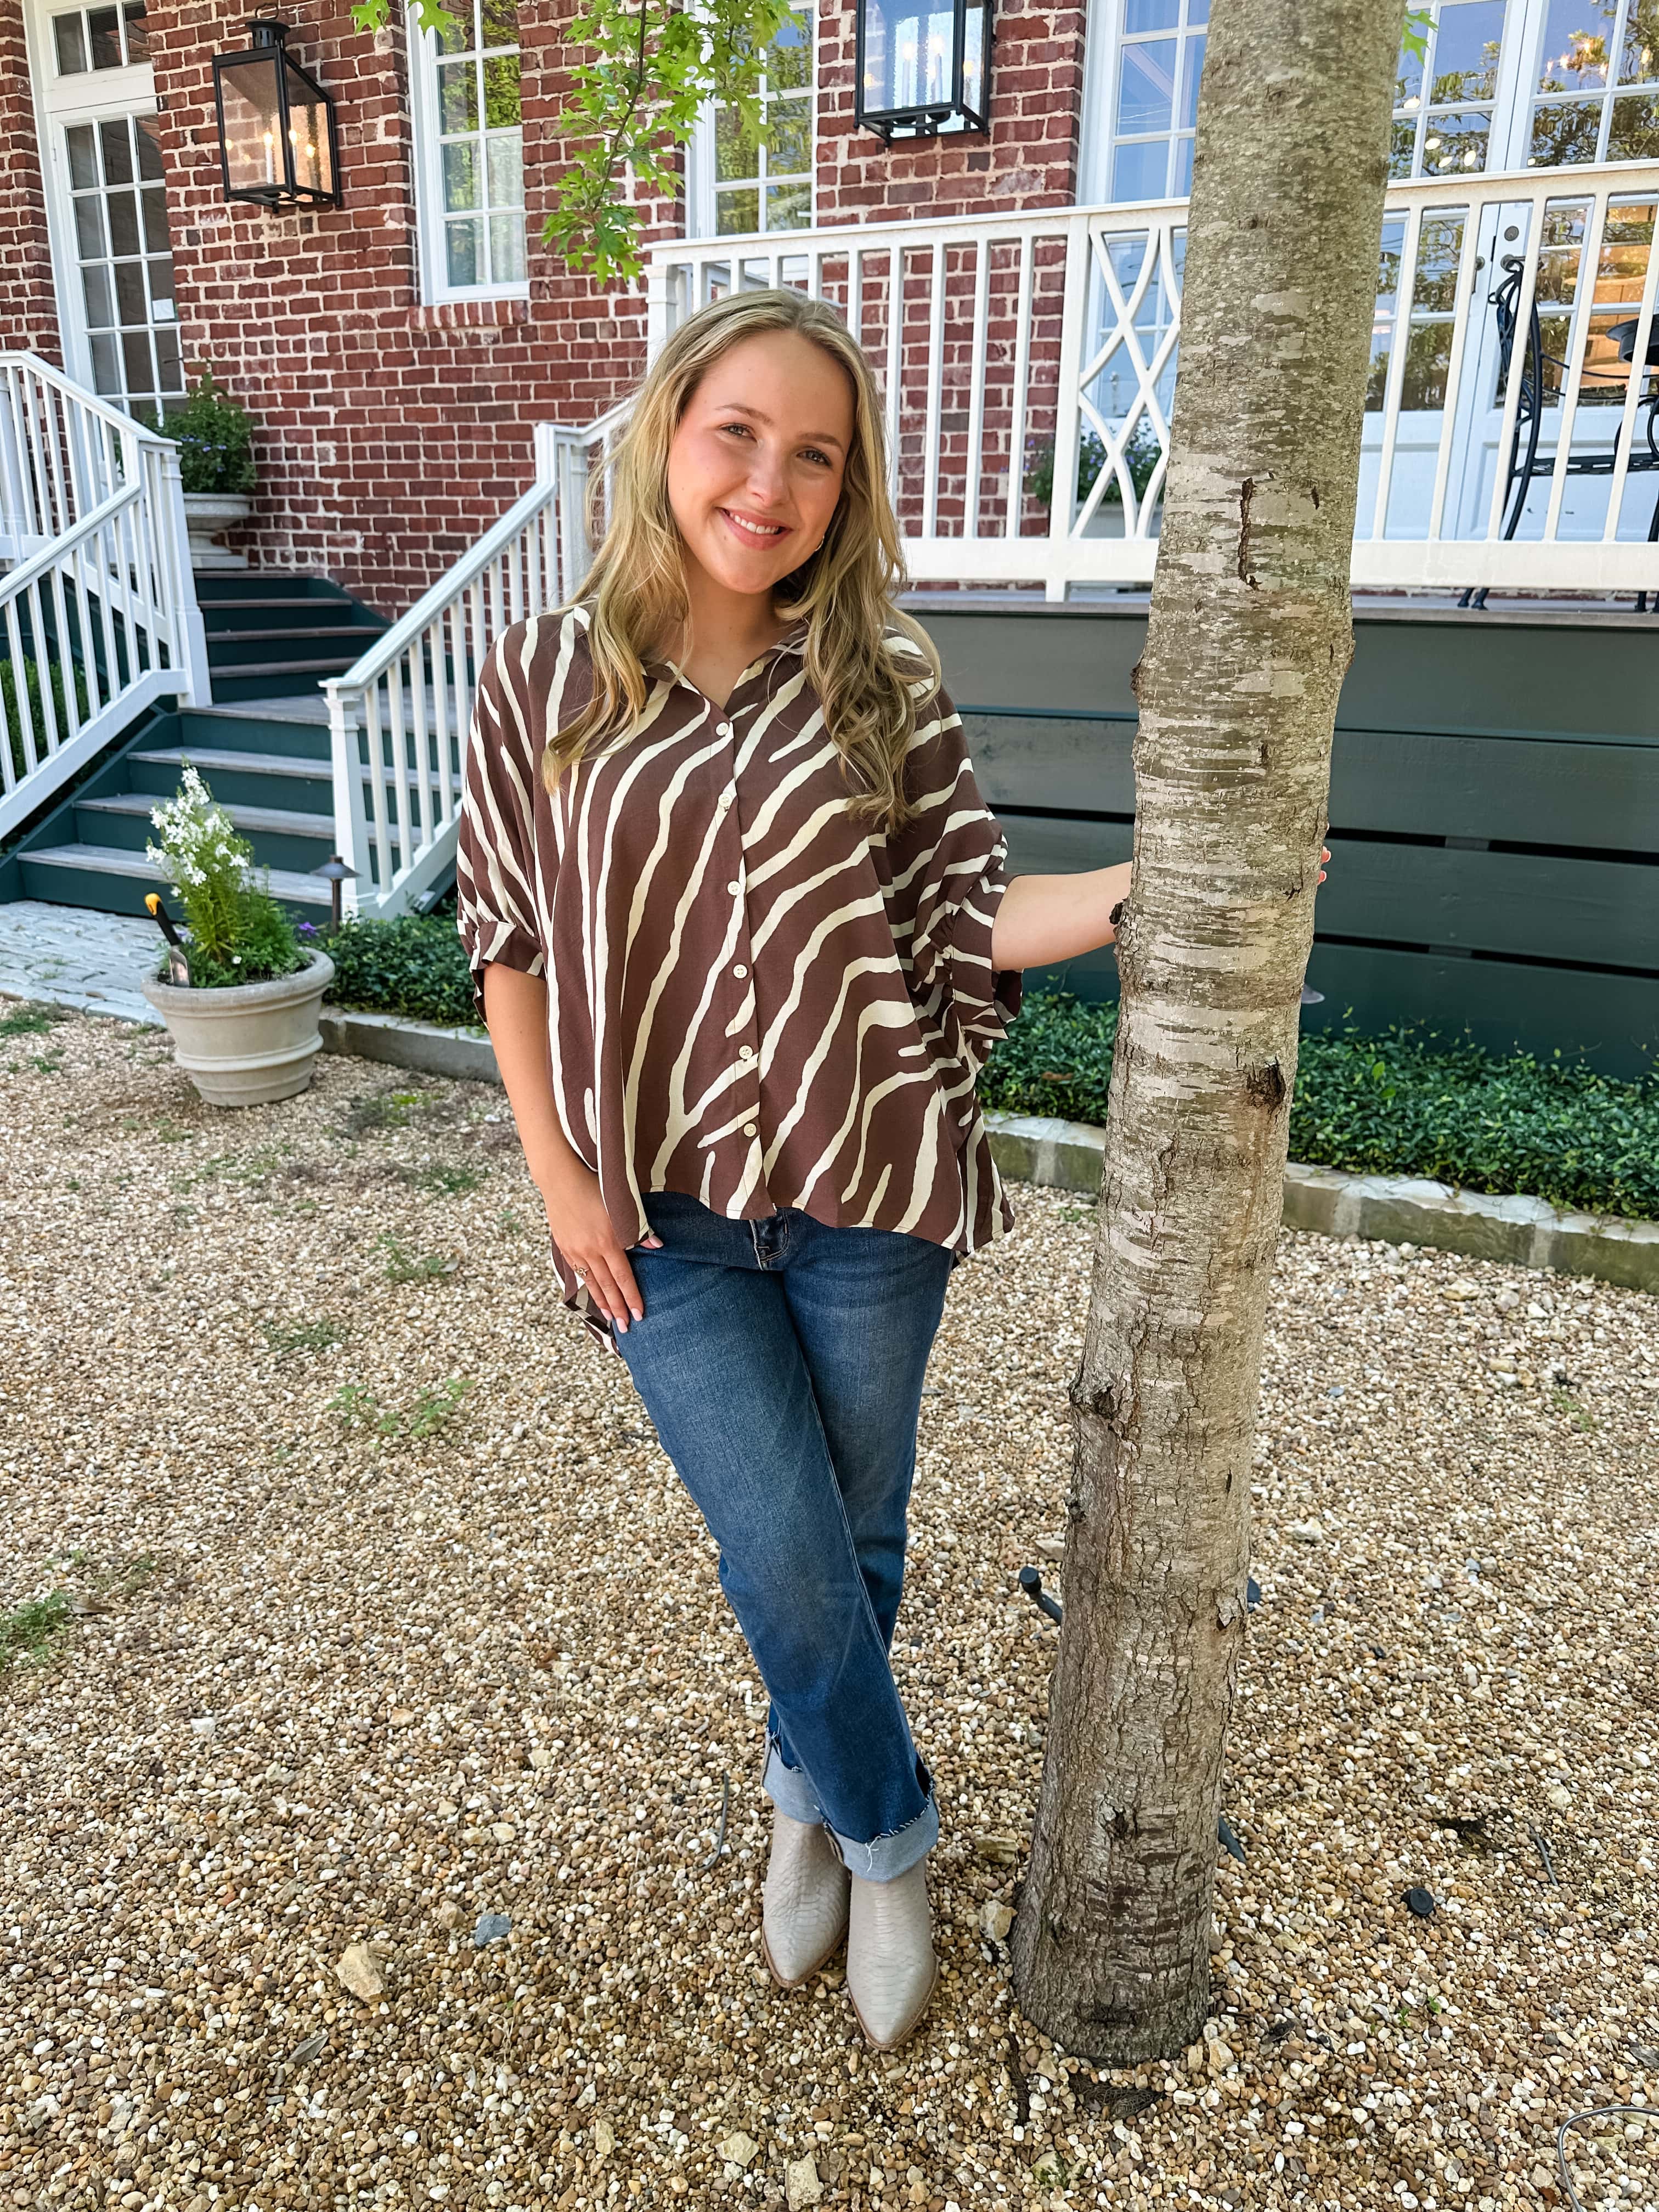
left=760, top=1738, right=940, bottom=1882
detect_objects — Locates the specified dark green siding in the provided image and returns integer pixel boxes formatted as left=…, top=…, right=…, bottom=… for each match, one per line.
left=910, top=600, right=1659, bottom=1077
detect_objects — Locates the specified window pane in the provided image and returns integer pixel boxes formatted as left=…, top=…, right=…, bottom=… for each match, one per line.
left=716, top=185, right=760, bottom=235
left=115, top=259, right=146, bottom=322
left=1413, top=212, right=1468, bottom=311
left=155, top=325, right=183, bottom=392
left=122, top=1, right=148, bottom=60
left=1170, top=133, right=1194, bottom=195
left=433, top=0, right=472, bottom=54
left=74, top=194, right=106, bottom=258
left=100, top=117, right=133, bottom=185
left=442, top=140, right=478, bottom=209
left=1395, top=35, right=1424, bottom=110
left=147, top=254, right=174, bottom=309
left=486, top=132, right=522, bottom=207
left=482, top=54, right=520, bottom=126
left=89, top=333, right=121, bottom=395
left=121, top=329, right=153, bottom=396
left=766, top=182, right=811, bottom=229
left=87, top=4, right=121, bottom=65
left=54, top=13, right=87, bottom=73
left=1186, top=0, right=1207, bottom=19
left=1111, top=137, right=1170, bottom=200
left=1530, top=97, right=1602, bottom=161
left=1618, top=0, right=1658, bottom=82
left=714, top=104, right=750, bottom=182
left=771, top=19, right=810, bottom=89
left=1118, top=40, right=1176, bottom=133
left=141, top=187, right=170, bottom=253
left=66, top=123, right=98, bottom=189
left=479, top=0, right=517, bottom=44
left=1124, top=0, right=1178, bottom=28
left=1430, top=0, right=1504, bottom=101
left=439, top=61, right=478, bottom=131
left=1179, top=30, right=1204, bottom=127
left=770, top=103, right=811, bottom=174
left=106, top=189, right=140, bottom=255
left=1390, top=116, right=1419, bottom=176
left=488, top=210, right=525, bottom=280
left=81, top=263, right=115, bottom=328
left=445, top=217, right=481, bottom=286
left=1400, top=322, right=1454, bottom=411
left=1421, top=108, right=1491, bottom=172
left=1609, top=89, right=1659, bottom=153
left=136, top=112, right=163, bottom=180
left=1536, top=0, right=1615, bottom=92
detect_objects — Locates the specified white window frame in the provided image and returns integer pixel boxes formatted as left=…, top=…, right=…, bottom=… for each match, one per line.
left=685, top=12, right=816, bottom=241
left=407, top=0, right=529, bottom=305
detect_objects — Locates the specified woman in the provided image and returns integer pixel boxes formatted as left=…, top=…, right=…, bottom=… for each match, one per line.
left=455, top=287, right=1132, bottom=2052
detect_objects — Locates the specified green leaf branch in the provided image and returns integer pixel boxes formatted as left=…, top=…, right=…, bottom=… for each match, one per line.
left=353, top=0, right=806, bottom=281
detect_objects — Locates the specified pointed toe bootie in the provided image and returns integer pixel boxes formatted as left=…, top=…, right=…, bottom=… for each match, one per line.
left=845, top=1861, right=938, bottom=2051
left=761, top=1809, right=850, bottom=1989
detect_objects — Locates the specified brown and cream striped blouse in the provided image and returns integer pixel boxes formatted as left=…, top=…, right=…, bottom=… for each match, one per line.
left=455, top=602, right=1022, bottom=1345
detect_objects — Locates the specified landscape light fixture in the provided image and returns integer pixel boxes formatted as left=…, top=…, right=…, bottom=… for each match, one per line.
left=312, top=853, right=358, bottom=930
left=212, top=15, right=341, bottom=208
left=855, top=0, right=992, bottom=141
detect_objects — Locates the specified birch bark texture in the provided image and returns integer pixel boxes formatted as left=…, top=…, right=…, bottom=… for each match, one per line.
left=1008, top=0, right=1404, bottom=2063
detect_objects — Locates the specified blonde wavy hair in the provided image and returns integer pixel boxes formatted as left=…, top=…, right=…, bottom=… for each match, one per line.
left=543, top=287, right=940, bottom=834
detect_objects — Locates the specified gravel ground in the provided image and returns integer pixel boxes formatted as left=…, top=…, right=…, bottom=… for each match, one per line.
left=2, top=1006, right=1656, bottom=2212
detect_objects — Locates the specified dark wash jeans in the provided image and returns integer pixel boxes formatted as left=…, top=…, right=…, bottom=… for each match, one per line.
left=613, top=1190, right=953, bottom=1880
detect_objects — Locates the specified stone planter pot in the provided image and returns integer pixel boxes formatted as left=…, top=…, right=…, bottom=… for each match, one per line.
left=142, top=952, right=334, bottom=1108
left=182, top=491, right=252, bottom=569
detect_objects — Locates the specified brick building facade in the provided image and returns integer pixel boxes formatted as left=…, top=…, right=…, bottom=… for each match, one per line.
left=2, top=0, right=1093, bottom=618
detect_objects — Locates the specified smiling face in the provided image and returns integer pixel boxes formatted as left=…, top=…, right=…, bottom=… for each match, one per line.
left=665, top=328, right=855, bottom=604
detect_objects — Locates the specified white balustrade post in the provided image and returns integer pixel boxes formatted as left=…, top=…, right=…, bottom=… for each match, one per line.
left=557, top=436, right=591, bottom=600
left=150, top=435, right=211, bottom=706
left=532, top=421, right=561, bottom=487
left=324, top=679, right=374, bottom=918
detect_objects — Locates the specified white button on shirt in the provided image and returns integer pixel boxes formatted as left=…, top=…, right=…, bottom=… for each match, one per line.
left=739, top=1045, right=755, bottom=1062
left=726, top=880, right=741, bottom=896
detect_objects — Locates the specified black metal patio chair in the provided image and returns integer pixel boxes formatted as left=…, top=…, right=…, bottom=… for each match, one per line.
left=1460, top=251, right=1659, bottom=613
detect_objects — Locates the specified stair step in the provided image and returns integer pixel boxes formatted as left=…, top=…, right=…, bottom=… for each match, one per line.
left=131, top=745, right=333, bottom=785
left=205, top=624, right=383, bottom=644
left=80, top=792, right=336, bottom=841
left=22, top=843, right=332, bottom=906
left=205, top=655, right=368, bottom=679
left=131, top=744, right=462, bottom=794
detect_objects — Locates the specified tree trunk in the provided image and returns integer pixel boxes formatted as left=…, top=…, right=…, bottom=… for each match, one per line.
left=1009, top=0, right=1404, bottom=2063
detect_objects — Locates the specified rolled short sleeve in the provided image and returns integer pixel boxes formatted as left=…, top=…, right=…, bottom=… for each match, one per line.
left=887, top=675, right=1023, bottom=1079
left=455, top=624, right=546, bottom=1024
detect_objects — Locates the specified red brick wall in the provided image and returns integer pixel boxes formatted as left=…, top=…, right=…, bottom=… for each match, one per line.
left=2, top=0, right=1093, bottom=612
left=0, top=3, right=60, bottom=357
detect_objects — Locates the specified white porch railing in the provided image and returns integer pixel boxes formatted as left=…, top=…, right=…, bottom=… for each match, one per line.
left=645, top=159, right=1659, bottom=601
left=1, top=353, right=210, bottom=839
left=324, top=410, right=624, bottom=918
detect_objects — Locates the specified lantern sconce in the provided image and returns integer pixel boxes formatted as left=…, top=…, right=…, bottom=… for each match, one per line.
left=854, top=0, right=993, bottom=142
left=212, top=15, right=342, bottom=208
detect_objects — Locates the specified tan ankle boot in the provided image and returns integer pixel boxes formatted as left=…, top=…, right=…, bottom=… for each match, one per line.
left=761, top=1809, right=850, bottom=1989
left=845, top=1860, right=938, bottom=2050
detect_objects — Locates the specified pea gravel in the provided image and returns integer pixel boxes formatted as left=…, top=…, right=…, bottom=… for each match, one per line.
left=2, top=1008, right=1655, bottom=2212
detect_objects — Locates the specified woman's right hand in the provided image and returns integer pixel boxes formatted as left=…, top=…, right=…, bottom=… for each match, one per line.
left=538, top=1159, right=658, bottom=1334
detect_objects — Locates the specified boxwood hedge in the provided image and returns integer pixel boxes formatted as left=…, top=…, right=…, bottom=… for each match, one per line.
left=321, top=918, right=1659, bottom=1222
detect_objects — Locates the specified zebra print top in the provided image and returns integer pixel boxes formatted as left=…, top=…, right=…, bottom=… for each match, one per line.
left=455, top=601, right=1022, bottom=1346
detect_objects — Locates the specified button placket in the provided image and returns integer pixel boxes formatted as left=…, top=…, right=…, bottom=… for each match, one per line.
left=718, top=710, right=761, bottom=1149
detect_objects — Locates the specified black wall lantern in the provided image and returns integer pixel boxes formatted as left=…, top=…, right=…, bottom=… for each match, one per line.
left=212, top=16, right=341, bottom=208
left=855, top=0, right=992, bottom=141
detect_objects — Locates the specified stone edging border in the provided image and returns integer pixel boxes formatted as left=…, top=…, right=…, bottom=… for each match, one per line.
left=985, top=1110, right=1659, bottom=1295
left=312, top=1009, right=1659, bottom=1295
